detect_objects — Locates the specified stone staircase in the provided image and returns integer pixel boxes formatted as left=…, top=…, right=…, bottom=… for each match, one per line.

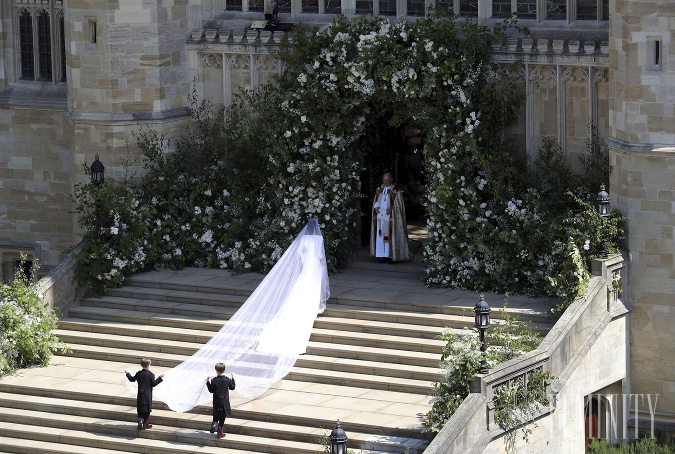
left=0, top=248, right=556, bottom=454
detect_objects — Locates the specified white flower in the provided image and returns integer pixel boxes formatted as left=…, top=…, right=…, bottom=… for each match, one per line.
left=584, top=239, right=590, bottom=250
left=194, top=206, right=202, bottom=215
left=301, top=115, right=307, bottom=123
left=223, top=189, right=230, bottom=197
left=174, top=248, right=182, bottom=256
left=204, top=189, right=212, bottom=196
left=110, top=227, right=119, bottom=235
left=297, top=73, right=308, bottom=84
left=284, top=130, right=292, bottom=138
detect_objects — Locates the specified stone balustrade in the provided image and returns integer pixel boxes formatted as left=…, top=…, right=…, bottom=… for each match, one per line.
left=424, top=253, right=628, bottom=454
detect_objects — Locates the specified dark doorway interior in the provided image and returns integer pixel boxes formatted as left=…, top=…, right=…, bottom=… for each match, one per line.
left=358, top=118, right=426, bottom=246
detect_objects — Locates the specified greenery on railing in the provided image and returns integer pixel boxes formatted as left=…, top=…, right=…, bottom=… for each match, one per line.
left=0, top=257, right=69, bottom=376
left=589, top=437, right=675, bottom=453
left=423, top=302, right=551, bottom=437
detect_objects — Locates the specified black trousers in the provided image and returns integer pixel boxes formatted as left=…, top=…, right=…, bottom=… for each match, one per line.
left=213, top=410, right=226, bottom=436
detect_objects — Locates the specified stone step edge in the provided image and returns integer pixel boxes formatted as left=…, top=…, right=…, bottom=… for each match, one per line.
left=0, top=392, right=427, bottom=452
left=57, top=346, right=435, bottom=394
left=53, top=329, right=443, bottom=381
left=0, top=435, right=138, bottom=454
left=0, top=382, right=424, bottom=439
left=58, top=318, right=441, bottom=368
left=68, top=302, right=552, bottom=335
left=0, top=417, right=340, bottom=454
left=100, top=286, right=555, bottom=323
left=62, top=309, right=448, bottom=353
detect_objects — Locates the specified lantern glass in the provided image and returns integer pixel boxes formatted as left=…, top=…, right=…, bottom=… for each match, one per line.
left=481, top=313, right=489, bottom=327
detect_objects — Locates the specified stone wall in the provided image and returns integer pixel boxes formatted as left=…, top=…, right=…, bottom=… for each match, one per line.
left=0, top=103, right=74, bottom=269
left=608, top=0, right=675, bottom=425
left=482, top=314, right=629, bottom=453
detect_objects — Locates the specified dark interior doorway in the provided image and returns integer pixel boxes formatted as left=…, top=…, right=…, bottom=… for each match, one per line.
left=358, top=118, right=426, bottom=246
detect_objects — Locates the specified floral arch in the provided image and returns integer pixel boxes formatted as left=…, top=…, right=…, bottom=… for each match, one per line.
left=75, top=14, right=624, bottom=311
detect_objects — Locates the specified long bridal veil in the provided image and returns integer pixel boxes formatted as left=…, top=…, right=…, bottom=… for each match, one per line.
left=125, top=220, right=330, bottom=412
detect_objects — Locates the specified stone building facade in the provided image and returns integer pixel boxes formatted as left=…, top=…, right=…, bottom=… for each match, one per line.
left=0, top=0, right=673, bottom=442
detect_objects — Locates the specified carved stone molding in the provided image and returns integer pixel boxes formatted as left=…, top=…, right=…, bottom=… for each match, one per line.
left=227, top=54, right=251, bottom=70
left=255, top=55, right=280, bottom=71
left=562, top=66, right=590, bottom=83
left=594, top=68, right=609, bottom=84
left=530, top=65, right=557, bottom=81
left=200, top=53, right=223, bottom=68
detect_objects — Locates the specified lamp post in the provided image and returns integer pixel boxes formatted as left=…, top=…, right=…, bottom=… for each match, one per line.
left=329, top=420, right=348, bottom=454
left=596, top=184, right=610, bottom=258
left=90, top=155, right=105, bottom=185
left=474, top=294, right=491, bottom=374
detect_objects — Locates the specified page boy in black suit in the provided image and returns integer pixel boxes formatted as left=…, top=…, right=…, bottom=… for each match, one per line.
left=124, top=358, right=165, bottom=430
left=206, top=362, right=236, bottom=439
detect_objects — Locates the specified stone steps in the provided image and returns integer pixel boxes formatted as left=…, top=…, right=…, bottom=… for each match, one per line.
left=0, top=375, right=426, bottom=440
left=0, top=390, right=419, bottom=449
left=58, top=317, right=441, bottom=367
left=0, top=255, right=557, bottom=453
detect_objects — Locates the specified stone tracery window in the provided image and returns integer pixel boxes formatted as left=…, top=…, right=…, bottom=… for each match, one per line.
left=379, top=0, right=396, bottom=15
left=19, top=10, right=35, bottom=80
left=546, top=0, right=566, bottom=19
left=517, top=0, right=536, bottom=18
left=492, top=0, right=511, bottom=18
left=459, top=0, right=478, bottom=17
left=14, top=2, right=66, bottom=83
left=37, top=11, right=52, bottom=80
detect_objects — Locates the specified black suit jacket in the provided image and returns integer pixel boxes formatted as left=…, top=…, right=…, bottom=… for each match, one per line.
left=126, top=368, right=163, bottom=413
left=206, top=374, right=236, bottom=417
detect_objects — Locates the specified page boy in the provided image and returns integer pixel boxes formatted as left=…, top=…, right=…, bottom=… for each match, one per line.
left=206, top=362, right=236, bottom=439
left=124, top=358, right=165, bottom=430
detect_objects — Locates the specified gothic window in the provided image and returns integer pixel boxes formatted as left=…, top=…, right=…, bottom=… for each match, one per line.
left=492, top=0, right=511, bottom=18
left=277, top=0, right=291, bottom=14
left=546, top=0, right=566, bottom=19
left=19, top=10, right=35, bottom=80
left=249, top=0, right=264, bottom=12
left=226, top=0, right=243, bottom=11
left=356, top=0, right=373, bottom=14
left=301, top=0, right=318, bottom=12
left=434, top=0, right=453, bottom=15
left=459, top=0, right=478, bottom=17
left=379, top=0, right=396, bottom=15
left=60, top=15, right=66, bottom=81
left=517, top=0, right=536, bottom=18
left=407, top=0, right=425, bottom=16
left=576, top=0, right=596, bottom=20
left=37, top=11, right=52, bottom=80
left=325, top=0, right=341, bottom=14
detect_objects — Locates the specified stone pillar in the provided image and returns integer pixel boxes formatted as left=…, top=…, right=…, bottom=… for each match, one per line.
left=608, top=0, right=675, bottom=434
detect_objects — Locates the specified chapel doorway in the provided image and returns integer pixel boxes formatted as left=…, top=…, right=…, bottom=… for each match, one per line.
left=358, top=119, right=426, bottom=249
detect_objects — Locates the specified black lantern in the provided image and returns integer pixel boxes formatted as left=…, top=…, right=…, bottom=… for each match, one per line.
left=90, top=155, right=105, bottom=185
left=596, top=184, right=610, bottom=218
left=329, top=420, right=348, bottom=454
left=474, top=294, right=491, bottom=374
left=596, top=184, right=610, bottom=258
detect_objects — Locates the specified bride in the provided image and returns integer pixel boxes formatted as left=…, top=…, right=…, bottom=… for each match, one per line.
left=126, top=220, right=330, bottom=412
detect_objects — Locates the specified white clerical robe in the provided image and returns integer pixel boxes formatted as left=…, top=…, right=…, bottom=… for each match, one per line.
left=373, top=186, right=392, bottom=258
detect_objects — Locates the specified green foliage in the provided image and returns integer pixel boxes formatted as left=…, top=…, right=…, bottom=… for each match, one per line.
left=423, top=303, right=549, bottom=437
left=0, top=257, right=69, bottom=376
left=588, top=438, right=675, bottom=454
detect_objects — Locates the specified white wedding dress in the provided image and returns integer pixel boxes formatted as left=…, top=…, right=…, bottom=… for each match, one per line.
left=125, top=220, right=330, bottom=411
